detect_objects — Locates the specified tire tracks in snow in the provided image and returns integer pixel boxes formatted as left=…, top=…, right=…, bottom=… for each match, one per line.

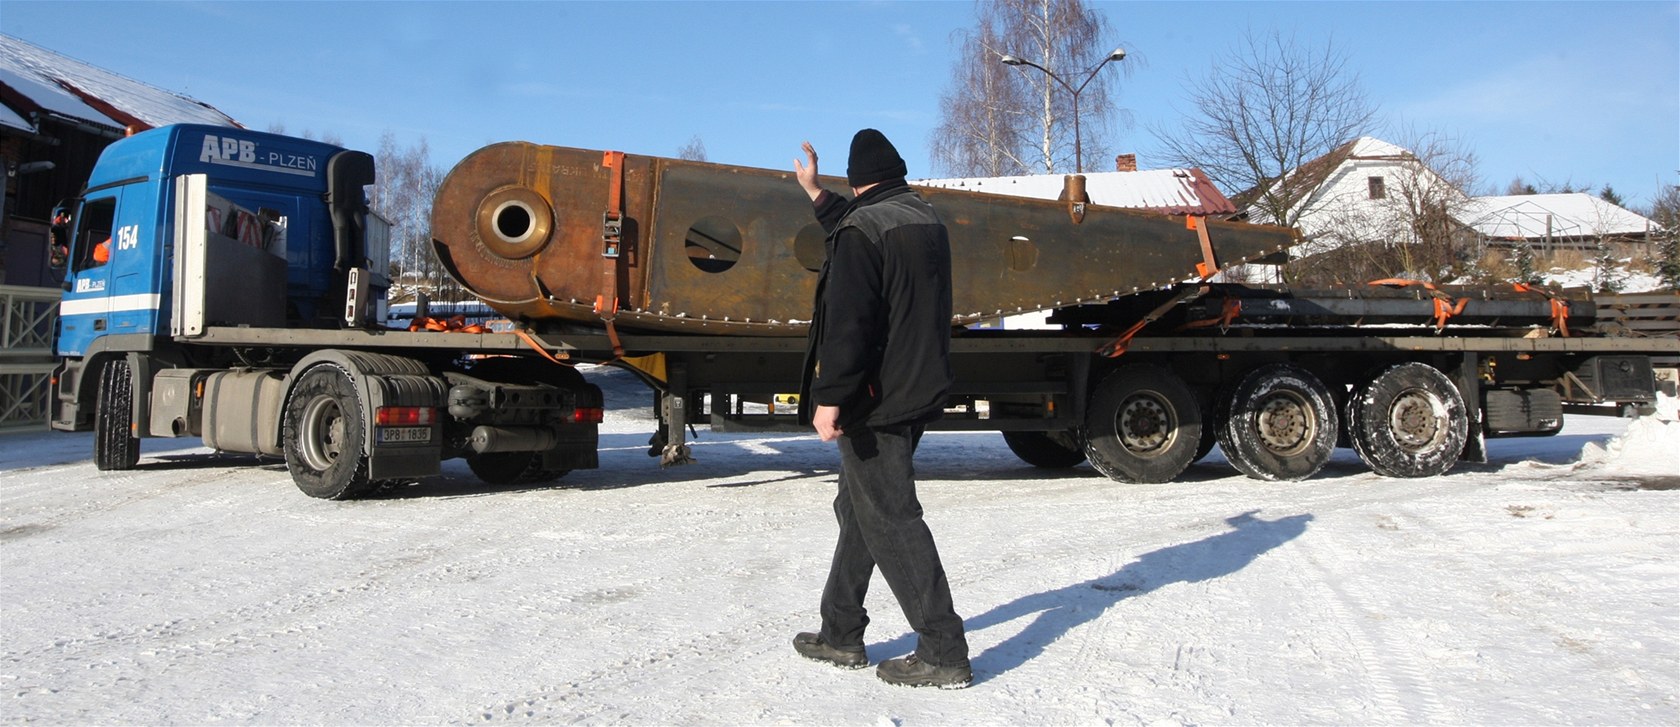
left=463, top=609, right=801, bottom=724
left=1284, top=509, right=1455, bottom=724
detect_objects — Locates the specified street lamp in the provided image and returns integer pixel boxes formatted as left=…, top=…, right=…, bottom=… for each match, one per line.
left=1000, top=47, right=1126, bottom=173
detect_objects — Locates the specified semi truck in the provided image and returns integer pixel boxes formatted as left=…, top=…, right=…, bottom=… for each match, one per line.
left=45, top=125, right=1678, bottom=499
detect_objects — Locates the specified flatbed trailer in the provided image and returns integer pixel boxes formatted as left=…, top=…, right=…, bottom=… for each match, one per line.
left=44, top=125, right=1678, bottom=498
left=501, top=284, right=1675, bottom=486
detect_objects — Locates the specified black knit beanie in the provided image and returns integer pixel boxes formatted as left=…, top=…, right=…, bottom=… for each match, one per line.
left=846, top=129, right=907, bottom=188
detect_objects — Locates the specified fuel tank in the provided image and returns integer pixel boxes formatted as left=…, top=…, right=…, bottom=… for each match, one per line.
left=429, top=142, right=1300, bottom=336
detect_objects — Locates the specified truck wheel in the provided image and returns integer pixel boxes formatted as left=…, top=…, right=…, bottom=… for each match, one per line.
left=467, top=451, right=569, bottom=485
left=1346, top=362, right=1468, bottom=478
left=1082, top=364, right=1201, bottom=483
left=1002, top=430, right=1087, bottom=468
left=94, top=358, right=140, bottom=471
left=283, top=365, right=375, bottom=499
left=1217, top=364, right=1337, bottom=481
left=1193, top=390, right=1219, bottom=463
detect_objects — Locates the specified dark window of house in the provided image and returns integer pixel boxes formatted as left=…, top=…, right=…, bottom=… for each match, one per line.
left=1367, top=176, right=1387, bottom=200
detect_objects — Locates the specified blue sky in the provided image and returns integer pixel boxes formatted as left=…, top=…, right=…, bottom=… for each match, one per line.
left=4, top=1, right=1676, bottom=208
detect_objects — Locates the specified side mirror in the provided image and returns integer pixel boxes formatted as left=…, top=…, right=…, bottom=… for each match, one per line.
left=48, top=205, right=72, bottom=270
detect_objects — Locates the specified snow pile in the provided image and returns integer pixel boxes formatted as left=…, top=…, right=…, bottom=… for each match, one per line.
left=1541, top=264, right=1666, bottom=293
left=1577, top=415, right=1680, bottom=476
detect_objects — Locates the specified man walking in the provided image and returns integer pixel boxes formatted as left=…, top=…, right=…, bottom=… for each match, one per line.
left=790, top=129, right=971, bottom=689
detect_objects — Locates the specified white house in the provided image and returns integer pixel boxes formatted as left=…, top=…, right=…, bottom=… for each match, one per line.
left=1237, top=137, right=1467, bottom=260
left=1239, top=136, right=1661, bottom=269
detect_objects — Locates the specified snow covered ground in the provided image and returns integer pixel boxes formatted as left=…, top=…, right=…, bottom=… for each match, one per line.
left=2, top=367, right=1676, bottom=725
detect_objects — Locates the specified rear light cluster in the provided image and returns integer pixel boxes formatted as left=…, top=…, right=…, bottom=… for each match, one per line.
left=377, top=405, right=598, bottom=425
left=375, top=406, right=437, bottom=426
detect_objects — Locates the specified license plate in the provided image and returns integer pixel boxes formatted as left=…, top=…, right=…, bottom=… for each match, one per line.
left=377, top=426, right=432, bottom=444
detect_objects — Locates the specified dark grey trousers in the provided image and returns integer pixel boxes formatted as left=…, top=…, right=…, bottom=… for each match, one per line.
left=818, top=423, right=969, bottom=667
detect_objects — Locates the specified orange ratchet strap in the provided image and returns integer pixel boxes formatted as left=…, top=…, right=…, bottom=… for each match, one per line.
left=1186, top=215, right=1219, bottom=280
left=1178, top=296, right=1242, bottom=331
left=1097, top=285, right=1209, bottom=358
left=1512, top=282, right=1571, bottom=337
left=1431, top=297, right=1468, bottom=331
left=1368, top=278, right=1468, bottom=333
left=408, top=315, right=487, bottom=334
left=411, top=317, right=573, bottom=364
left=597, top=151, right=627, bottom=359
left=514, top=328, right=573, bottom=365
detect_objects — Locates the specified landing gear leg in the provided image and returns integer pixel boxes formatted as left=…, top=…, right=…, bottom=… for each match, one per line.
left=656, top=362, right=693, bottom=467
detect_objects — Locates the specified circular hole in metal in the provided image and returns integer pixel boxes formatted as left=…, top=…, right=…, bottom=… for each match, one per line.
left=474, top=186, right=553, bottom=260
left=493, top=200, right=535, bottom=244
left=793, top=224, right=825, bottom=272
left=1004, top=235, right=1037, bottom=272
left=685, top=216, right=743, bottom=273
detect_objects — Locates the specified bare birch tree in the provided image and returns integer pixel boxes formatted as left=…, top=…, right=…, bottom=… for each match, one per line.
left=931, top=0, right=1129, bottom=176
left=369, top=132, right=447, bottom=302
left=931, top=16, right=1030, bottom=177
left=677, top=135, right=708, bottom=162
left=1154, top=30, right=1376, bottom=230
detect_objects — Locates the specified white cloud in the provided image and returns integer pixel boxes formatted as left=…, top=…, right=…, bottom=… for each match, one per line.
left=893, top=23, right=925, bottom=53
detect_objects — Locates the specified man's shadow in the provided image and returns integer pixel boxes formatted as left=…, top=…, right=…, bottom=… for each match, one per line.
left=868, top=510, right=1313, bottom=683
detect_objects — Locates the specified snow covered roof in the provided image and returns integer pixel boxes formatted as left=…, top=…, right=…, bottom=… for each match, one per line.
left=1232, top=136, right=1419, bottom=217
left=1342, top=136, right=1413, bottom=160
left=1459, top=193, right=1657, bottom=240
left=915, top=168, right=1237, bottom=216
left=0, top=33, right=237, bottom=135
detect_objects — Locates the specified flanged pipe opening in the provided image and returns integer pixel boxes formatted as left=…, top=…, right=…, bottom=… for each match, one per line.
left=493, top=200, right=536, bottom=245
left=474, top=186, right=554, bottom=260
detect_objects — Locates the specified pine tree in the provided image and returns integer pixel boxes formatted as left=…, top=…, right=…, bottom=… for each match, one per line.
left=1648, top=183, right=1680, bottom=291
left=1658, top=234, right=1680, bottom=291
left=1513, top=244, right=1539, bottom=284
left=1591, top=246, right=1624, bottom=294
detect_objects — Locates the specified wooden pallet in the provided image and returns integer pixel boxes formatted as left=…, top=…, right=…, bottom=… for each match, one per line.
left=1597, top=291, right=1680, bottom=365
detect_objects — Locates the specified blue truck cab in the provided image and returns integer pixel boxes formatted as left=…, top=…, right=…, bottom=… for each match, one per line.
left=51, top=124, right=388, bottom=436
left=48, top=124, right=599, bottom=499
left=52, top=124, right=383, bottom=358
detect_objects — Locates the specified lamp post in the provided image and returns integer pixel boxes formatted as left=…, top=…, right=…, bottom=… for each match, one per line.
left=1000, top=47, right=1126, bottom=174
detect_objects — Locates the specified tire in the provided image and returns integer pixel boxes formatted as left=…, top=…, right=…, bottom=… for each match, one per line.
left=1217, top=364, right=1337, bottom=481
left=467, top=451, right=568, bottom=485
left=1082, top=364, right=1201, bottom=483
left=1002, top=430, right=1087, bottom=468
left=283, top=365, right=375, bottom=499
left=1193, top=391, right=1218, bottom=463
left=1345, top=362, right=1468, bottom=478
left=94, top=358, right=140, bottom=471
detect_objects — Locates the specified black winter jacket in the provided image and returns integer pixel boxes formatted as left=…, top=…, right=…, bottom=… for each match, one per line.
left=798, top=180, right=954, bottom=429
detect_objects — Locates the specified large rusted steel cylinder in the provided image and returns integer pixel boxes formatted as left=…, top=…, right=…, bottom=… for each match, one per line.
left=430, top=142, right=1300, bottom=336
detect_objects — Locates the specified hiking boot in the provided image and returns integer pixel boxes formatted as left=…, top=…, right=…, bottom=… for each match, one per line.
left=876, top=654, right=972, bottom=689
left=792, top=632, right=868, bottom=670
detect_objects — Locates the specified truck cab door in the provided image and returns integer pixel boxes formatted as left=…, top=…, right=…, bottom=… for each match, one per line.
left=57, top=187, right=156, bottom=357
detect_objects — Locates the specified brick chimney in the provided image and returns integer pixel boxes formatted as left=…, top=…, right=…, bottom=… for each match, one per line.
left=1115, top=153, right=1138, bottom=172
